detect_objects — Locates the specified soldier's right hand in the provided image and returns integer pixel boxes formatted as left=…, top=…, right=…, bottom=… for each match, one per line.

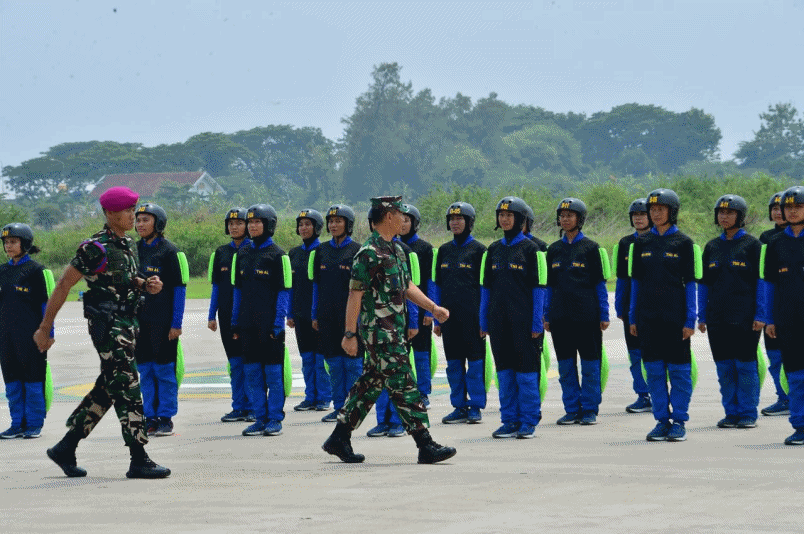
left=433, top=325, right=441, bottom=337
left=432, top=305, right=449, bottom=323
left=208, top=320, right=217, bottom=332
left=765, top=324, right=776, bottom=339
left=33, top=328, right=55, bottom=353
left=286, top=318, right=295, bottom=329
left=629, top=324, right=638, bottom=337
left=312, top=320, right=319, bottom=331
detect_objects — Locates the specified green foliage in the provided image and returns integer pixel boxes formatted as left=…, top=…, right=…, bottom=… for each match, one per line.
left=0, top=201, right=29, bottom=228
left=735, top=102, right=804, bottom=178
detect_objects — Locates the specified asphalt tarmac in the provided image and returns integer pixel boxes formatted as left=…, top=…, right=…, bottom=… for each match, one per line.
left=1, top=299, right=802, bottom=533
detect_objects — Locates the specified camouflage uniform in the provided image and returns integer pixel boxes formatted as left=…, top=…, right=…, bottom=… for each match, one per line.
left=65, top=225, right=147, bottom=446
left=338, top=230, right=429, bottom=432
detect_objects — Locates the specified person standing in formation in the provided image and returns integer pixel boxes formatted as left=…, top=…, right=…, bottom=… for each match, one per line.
left=432, top=202, right=488, bottom=425
left=311, top=204, right=362, bottom=422
left=698, top=195, right=764, bottom=430
left=208, top=207, right=253, bottom=423
left=614, top=199, right=653, bottom=414
left=287, top=208, right=329, bottom=412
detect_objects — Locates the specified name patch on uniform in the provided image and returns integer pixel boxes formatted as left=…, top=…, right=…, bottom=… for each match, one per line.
left=571, top=261, right=585, bottom=268
left=641, top=252, right=652, bottom=258
left=664, top=252, right=678, bottom=259
left=320, top=265, right=327, bottom=270
left=552, top=262, right=561, bottom=268
left=509, top=262, right=524, bottom=270
left=255, top=269, right=270, bottom=276
left=145, top=266, right=160, bottom=274
left=708, top=261, right=719, bottom=269
left=780, top=267, right=789, bottom=273
left=14, top=286, right=30, bottom=293
left=459, top=263, right=472, bottom=269
left=339, top=265, right=351, bottom=271
left=221, top=266, right=229, bottom=272
left=731, top=260, right=746, bottom=268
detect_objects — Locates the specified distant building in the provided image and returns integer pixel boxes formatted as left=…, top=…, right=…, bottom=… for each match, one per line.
left=90, top=171, right=226, bottom=202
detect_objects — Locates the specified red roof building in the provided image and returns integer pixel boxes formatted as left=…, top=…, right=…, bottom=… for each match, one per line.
left=90, top=171, right=225, bottom=199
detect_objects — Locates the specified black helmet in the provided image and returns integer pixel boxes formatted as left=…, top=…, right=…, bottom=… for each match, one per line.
left=768, top=190, right=786, bottom=221
left=136, top=203, right=168, bottom=234
left=523, top=202, right=536, bottom=233
left=445, top=202, right=476, bottom=231
left=781, top=186, right=804, bottom=222
left=628, top=198, right=650, bottom=228
left=714, top=194, right=748, bottom=228
left=326, top=204, right=356, bottom=235
left=495, top=196, right=530, bottom=231
left=402, top=203, right=421, bottom=234
left=646, top=188, right=681, bottom=225
left=555, top=198, right=587, bottom=229
left=295, top=208, right=325, bottom=236
left=224, top=207, right=248, bottom=235
left=1, top=223, right=34, bottom=252
left=247, top=203, right=278, bottom=237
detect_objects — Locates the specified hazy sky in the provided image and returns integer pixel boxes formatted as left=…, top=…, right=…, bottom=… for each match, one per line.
left=1, top=0, right=803, bottom=169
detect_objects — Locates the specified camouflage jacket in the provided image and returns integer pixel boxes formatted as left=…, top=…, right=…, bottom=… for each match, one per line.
left=70, top=224, right=142, bottom=310
left=349, top=231, right=411, bottom=346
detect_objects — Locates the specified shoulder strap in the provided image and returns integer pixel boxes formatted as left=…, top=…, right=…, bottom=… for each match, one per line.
left=598, top=248, right=611, bottom=280
left=177, top=252, right=189, bottom=285
left=693, top=244, right=703, bottom=280
left=282, top=255, right=292, bottom=289
left=208, top=251, right=216, bottom=284
left=536, top=250, right=547, bottom=286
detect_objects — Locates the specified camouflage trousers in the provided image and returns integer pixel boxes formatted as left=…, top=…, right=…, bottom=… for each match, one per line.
left=66, top=316, right=147, bottom=446
left=338, top=342, right=429, bottom=432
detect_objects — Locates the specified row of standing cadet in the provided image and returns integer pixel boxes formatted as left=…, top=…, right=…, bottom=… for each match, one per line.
left=4, top=186, right=803, bottom=452
left=203, top=186, right=804, bottom=446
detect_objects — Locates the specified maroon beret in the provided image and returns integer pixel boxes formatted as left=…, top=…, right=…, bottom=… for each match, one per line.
left=99, top=186, right=139, bottom=211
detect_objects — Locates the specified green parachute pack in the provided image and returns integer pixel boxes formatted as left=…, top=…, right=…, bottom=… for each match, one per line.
left=43, top=269, right=55, bottom=412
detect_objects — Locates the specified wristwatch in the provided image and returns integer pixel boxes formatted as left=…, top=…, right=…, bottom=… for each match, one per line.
left=344, top=330, right=357, bottom=339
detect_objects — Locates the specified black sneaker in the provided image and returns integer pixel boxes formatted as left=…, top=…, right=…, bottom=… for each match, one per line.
left=736, top=417, right=757, bottom=429
left=221, top=410, right=248, bottom=422
left=321, top=410, right=339, bottom=422
left=126, top=454, right=171, bottom=479
left=418, top=441, right=457, bottom=464
left=155, top=417, right=174, bottom=436
left=441, top=408, right=468, bottom=424
left=625, top=396, right=652, bottom=413
left=293, top=400, right=317, bottom=412
left=46, top=443, right=87, bottom=478
left=761, top=399, right=790, bottom=416
left=717, top=416, right=739, bottom=428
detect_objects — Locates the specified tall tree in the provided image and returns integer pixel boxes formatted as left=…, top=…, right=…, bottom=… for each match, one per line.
left=735, top=102, right=804, bottom=177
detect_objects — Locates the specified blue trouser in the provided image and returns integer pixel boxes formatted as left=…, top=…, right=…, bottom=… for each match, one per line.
left=497, top=370, right=541, bottom=426
left=5, top=381, right=24, bottom=428
left=315, top=354, right=332, bottom=405
left=557, top=358, right=601, bottom=415
left=300, top=352, right=316, bottom=403
left=264, top=364, right=286, bottom=422
left=767, top=349, right=788, bottom=402
left=644, top=360, right=692, bottom=423
left=445, top=359, right=486, bottom=409
left=138, top=361, right=178, bottom=419
left=736, top=360, right=760, bottom=419
left=328, top=355, right=363, bottom=411
left=414, top=351, right=432, bottom=395
left=716, top=360, right=738, bottom=417
left=228, top=356, right=250, bottom=412
left=374, top=390, right=402, bottom=425
left=787, top=369, right=804, bottom=430
left=245, top=363, right=268, bottom=422
left=154, top=362, right=178, bottom=418
left=24, top=382, right=46, bottom=429
left=628, top=349, right=650, bottom=396
left=715, top=359, right=759, bottom=419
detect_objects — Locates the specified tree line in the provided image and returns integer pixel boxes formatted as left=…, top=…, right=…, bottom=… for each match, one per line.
left=3, top=63, right=803, bottom=213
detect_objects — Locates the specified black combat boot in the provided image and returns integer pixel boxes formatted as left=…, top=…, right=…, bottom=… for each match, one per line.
left=322, top=422, right=365, bottom=463
left=413, top=428, right=457, bottom=464
left=46, top=430, right=87, bottom=478
left=126, top=443, right=171, bottom=479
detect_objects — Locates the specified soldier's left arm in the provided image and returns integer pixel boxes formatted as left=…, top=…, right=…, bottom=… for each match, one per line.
left=169, top=249, right=187, bottom=340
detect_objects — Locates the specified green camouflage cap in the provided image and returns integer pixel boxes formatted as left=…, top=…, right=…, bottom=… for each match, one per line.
left=370, top=195, right=404, bottom=211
